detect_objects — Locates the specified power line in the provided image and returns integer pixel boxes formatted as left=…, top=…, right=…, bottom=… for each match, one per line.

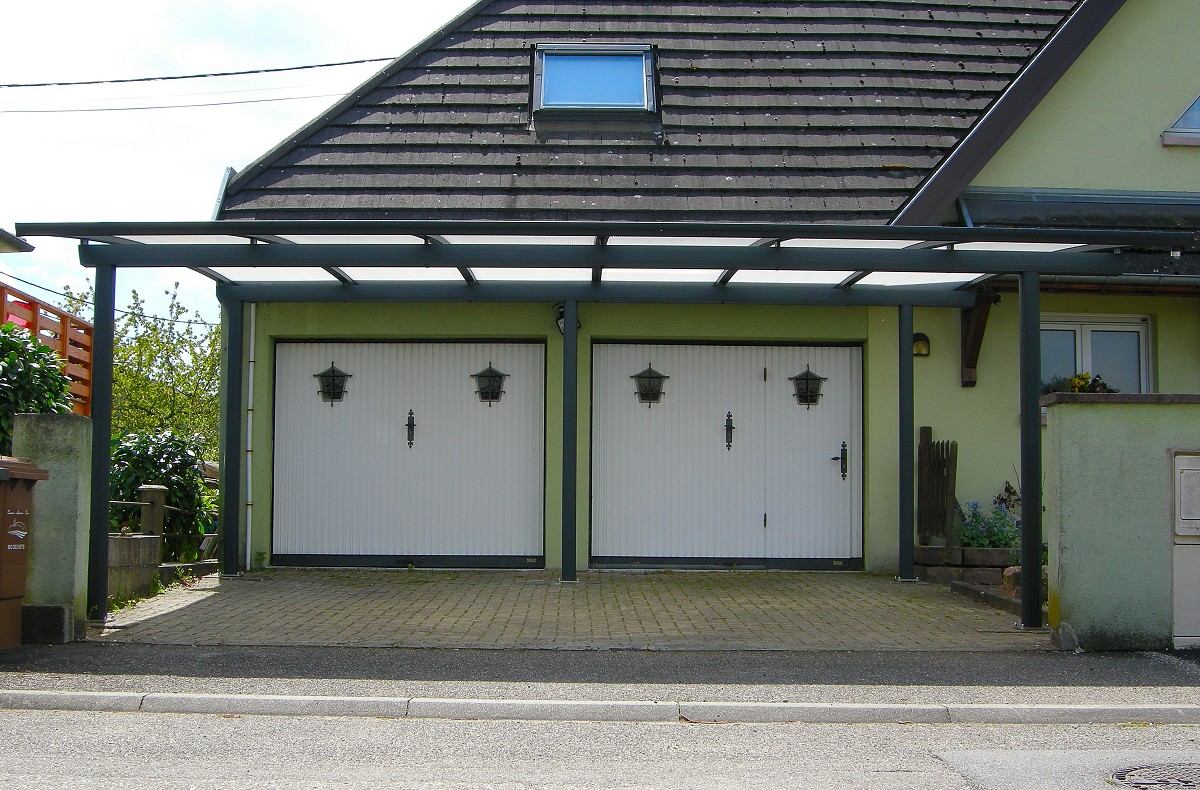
left=0, top=57, right=394, bottom=89
left=0, top=92, right=343, bottom=115
left=0, top=270, right=219, bottom=327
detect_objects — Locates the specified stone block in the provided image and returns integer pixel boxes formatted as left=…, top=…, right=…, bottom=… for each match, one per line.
left=108, top=534, right=162, bottom=599
left=962, top=566, right=1004, bottom=586
left=915, top=565, right=962, bottom=585
left=21, top=604, right=75, bottom=644
left=961, top=547, right=1018, bottom=567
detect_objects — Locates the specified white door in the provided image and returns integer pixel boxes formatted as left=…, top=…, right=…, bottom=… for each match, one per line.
left=592, top=343, right=861, bottom=566
left=272, top=342, right=545, bottom=565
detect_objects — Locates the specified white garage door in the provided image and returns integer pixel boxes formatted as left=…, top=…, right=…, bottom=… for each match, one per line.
left=272, top=342, right=545, bottom=566
left=592, top=344, right=862, bottom=567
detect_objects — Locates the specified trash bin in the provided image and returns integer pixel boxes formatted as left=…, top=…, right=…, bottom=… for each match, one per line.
left=0, top=457, right=49, bottom=649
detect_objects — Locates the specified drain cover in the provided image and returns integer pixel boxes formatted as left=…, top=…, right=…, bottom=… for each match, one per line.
left=1112, top=764, right=1200, bottom=787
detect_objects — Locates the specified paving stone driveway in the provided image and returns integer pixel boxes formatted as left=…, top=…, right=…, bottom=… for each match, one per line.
left=93, top=569, right=1051, bottom=651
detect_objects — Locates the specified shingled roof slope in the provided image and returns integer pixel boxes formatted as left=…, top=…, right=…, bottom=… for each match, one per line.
left=219, top=0, right=1078, bottom=224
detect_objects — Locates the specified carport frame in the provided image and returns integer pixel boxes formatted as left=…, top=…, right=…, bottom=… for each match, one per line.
left=18, top=219, right=1196, bottom=630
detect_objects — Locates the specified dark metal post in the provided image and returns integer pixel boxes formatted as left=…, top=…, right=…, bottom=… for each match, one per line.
left=219, top=299, right=244, bottom=576
left=898, top=304, right=916, bottom=580
left=560, top=300, right=579, bottom=582
left=1018, top=270, right=1043, bottom=628
left=87, top=261, right=115, bottom=621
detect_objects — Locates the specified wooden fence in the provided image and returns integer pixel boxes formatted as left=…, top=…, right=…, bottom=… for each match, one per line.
left=916, top=425, right=958, bottom=547
left=1, top=283, right=93, bottom=416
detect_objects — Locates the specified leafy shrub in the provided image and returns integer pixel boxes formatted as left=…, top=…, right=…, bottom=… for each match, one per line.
left=110, top=432, right=214, bottom=562
left=0, top=322, right=73, bottom=454
left=955, top=501, right=1020, bottom=549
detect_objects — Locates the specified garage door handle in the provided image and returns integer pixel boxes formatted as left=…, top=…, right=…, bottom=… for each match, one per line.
left=725, top=411, right=735, bottom=450
left=831, top=441, right=848, bottom=480
left=406, top=409, right=416, bottom=448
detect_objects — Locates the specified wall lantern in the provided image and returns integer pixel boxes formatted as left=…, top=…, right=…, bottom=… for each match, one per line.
left=913, top=332, right=931, bottom=357
left=554, top=302, right=581, bottom=335
left=472, top=363, right=508, bottom=405
left=788, top=365, right=826, bottom=408
left=314, top=363, right=351, bottom=405
left=631, top=364, right=668, bottom=406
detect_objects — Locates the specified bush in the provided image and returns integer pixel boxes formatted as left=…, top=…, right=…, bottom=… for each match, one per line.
left=0, top=322, right=73, bottom=455
left=955, top=501, right=1020, bottom=549
left=110, top=432, right=214, bottom=562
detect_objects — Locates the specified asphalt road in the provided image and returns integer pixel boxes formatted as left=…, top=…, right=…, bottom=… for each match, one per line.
left=0, top=710, right=1197, bottom=789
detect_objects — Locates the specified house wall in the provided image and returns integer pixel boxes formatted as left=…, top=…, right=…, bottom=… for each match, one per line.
left=1043, top=397, right=1200, bottom=650
left=238, top=292, right=1200, bottom=574
left=971, top=0, right=1200, bottom=191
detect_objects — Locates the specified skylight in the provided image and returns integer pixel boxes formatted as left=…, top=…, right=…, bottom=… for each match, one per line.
left=533, top=44, right=655, bottom=112
left=1162, top=93, right=1200, bottom=146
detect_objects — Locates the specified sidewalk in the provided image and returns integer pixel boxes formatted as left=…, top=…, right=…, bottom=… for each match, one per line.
left=2, top=642, right=1198, bottom=724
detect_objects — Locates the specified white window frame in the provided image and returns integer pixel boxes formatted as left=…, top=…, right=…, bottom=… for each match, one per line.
left=1041, top=313, right=1152, bottom=393
left=532, top=43, right=656, bottom=113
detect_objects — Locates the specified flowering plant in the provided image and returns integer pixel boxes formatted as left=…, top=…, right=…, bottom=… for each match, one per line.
left=955, top=498, right=1020, bottom=549
left=1041, top=371, right=1117, bottom=396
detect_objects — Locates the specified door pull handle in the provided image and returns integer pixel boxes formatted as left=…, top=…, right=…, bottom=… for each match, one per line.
left=725, top=411, right=735, bottom=450
left=406, top=409, right=416, bottom=448
left=830, top=441, right=848, bottom=479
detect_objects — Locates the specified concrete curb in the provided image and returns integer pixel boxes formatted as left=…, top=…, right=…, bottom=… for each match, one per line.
left=1, top=690, right=1198, bottom=724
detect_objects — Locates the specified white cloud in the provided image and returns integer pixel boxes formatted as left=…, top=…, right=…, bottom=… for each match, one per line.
left=0, top=0, right=479, bottom=322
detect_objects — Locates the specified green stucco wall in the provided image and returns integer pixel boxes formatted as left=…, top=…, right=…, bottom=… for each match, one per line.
left=1044, top=397, right=1200, bottom=650
left=972, top=0, right=1200, bottom=192
left=233, top=293, right=1200, bottom=576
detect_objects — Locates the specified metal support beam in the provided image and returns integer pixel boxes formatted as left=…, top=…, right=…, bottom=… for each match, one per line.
left=87, top=262, right=116, bottom=621
left=1018, top=270, right=1043, bottom=628
left=324, top=267, right=357, bottom=285
left=560, top=300, right=579, bottom=582
left=897, top=304, right=916, bottom=581
left=219, top=299, right=245, bottom=576
left=836, top=271, right=869, bottom=289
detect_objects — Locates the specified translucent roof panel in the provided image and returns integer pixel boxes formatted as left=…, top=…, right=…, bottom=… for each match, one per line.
left=339, top=267, right=466, bottom=282
left=603, top=269, right=726, bottom=283
left=439, top=235, right=595, bottom=246
left=210, top=267, right=341, bottom=283
left=276, top=235, right=426, bottom=245
left=606, top=236, right=760, bottom=247
left=472, top=268, right=593, bottom=282
left=856, top=272, right=982, bottom=287
left=779, top=238, right=915, bottom=250
left=121, top=235, right=253, bottom=245
left=731, top=270, right=857, bottom=285
left=950, top=242, right=1081, bottom=253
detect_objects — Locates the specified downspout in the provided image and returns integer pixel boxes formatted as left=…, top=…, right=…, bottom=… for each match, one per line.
left=244, top=303, right=256, bottom=569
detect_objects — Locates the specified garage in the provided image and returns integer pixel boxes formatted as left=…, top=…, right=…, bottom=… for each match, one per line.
left=592, top=343, right=862, bottom=568
left=272, top=341, right=545, bottom=567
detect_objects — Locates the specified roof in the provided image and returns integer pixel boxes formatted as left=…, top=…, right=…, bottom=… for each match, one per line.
left=219, top=0, right=1079, bottom=224
left=0, top=228, right=33, bottom=253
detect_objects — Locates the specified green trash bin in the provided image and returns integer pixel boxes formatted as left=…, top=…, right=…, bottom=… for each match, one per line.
left=0, top=457, right=49, bottom=649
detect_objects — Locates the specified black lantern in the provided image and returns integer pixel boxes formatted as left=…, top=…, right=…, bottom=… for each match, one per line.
left=314, top=363, right=351, bottom=405
left=789, top=365, right=826, bottom=408
left=473, top=364, right=508, bottom=405
left=631, top=364, right=668, bottom=406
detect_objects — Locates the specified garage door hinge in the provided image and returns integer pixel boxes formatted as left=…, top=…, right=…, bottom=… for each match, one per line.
left=764, top=512, right=767, bottom=528
left=763, top=367, right=767, bottom=381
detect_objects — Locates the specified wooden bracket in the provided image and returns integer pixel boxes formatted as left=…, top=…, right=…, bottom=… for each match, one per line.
left=960, top=288, right=995, bottom=387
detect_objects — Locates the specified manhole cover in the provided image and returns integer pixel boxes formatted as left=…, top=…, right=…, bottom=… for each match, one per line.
left=1112, top=764, right=1200, bottom=787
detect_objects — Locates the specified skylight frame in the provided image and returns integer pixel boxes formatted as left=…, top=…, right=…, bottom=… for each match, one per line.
left=532, top=43, right=657, bottom=113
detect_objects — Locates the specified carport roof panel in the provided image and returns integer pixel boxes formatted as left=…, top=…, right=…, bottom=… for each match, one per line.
left=15, top=220, right=1194, bottom=290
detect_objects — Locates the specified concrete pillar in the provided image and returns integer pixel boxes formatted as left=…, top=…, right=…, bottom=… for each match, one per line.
left=137, top=485, right=167, bottom=536
left=12, top=413, right=91, bottom=642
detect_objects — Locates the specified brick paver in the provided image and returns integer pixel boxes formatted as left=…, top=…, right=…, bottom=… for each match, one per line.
left=92, top=570, right=1051, bottom=651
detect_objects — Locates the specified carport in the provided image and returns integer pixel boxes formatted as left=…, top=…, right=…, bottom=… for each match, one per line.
left=16, top=219, right=1192, bottom=632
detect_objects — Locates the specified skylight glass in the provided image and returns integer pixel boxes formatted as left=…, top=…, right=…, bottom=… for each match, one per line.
left=534, top=44, right=654, bottom=112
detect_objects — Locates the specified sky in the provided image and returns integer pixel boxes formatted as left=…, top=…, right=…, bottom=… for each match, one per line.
left=1, top=0, right=479, bottom=324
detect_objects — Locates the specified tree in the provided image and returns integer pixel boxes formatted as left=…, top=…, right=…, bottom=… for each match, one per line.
left=0, top=322, right=74, bottom=455
left=63, top=284, right=221, bottom=458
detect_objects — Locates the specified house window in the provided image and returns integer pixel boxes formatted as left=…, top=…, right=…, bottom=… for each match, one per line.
left=533, top=44, right=655, bottom=112
left=1161, top=93, right=1200, bottom=146
left=1040, top=315, right=1150, bottom=394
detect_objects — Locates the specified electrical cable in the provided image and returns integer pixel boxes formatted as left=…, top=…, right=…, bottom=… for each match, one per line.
left=0, top=92, right=343, bottom=114
left=0, top=57, right=394, bottom=89
left=0, top=270, right=219, bottom=327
